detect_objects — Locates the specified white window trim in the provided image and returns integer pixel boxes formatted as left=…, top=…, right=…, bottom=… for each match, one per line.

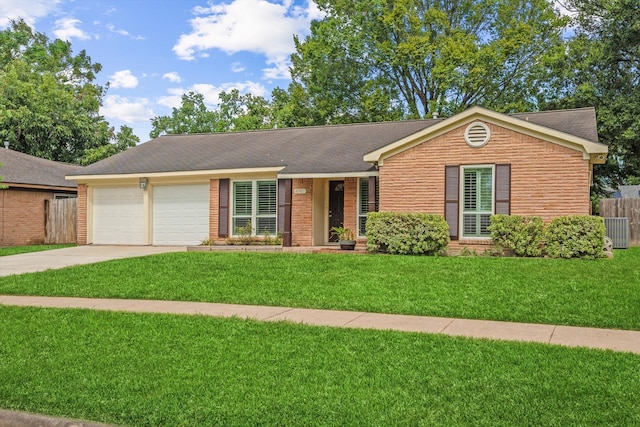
left=230, top=179, right=277, bottom=236
left=459, top=164, right=495, bottom=239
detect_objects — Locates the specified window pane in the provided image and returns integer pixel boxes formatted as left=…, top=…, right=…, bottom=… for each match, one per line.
left=257, top=181, right=276, bottom=215
left=233, top=182, right=252, bottom=216
left=480, top=214, right=491, bottom=235
left=464, top=171, right=477, bottom=210
left=233, top=217, right=251, bottom=233
left=359, top=178, right=369, bottom=215
left=359, top=216, right=367, bottom=237
left=463, top=214, right=477, bottom=235
left=257, top=217, right=277, bottom=235
left=479, top=169, right=493, bottom=211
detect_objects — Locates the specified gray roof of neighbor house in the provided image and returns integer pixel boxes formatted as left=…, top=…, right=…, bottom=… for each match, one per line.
left=0, top=149, right=81, bottom=189
left=70, top=107, right=600, bottom=177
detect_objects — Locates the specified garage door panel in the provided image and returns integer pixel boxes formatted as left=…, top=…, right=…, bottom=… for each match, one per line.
left=153, top=184, right=209, bottom=245
left=93, top=187, right=144, bottom=245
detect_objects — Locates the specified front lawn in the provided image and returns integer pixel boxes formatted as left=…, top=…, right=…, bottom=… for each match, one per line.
left=1, top=306, right=638, bottom=426
left=0, top=244, right=75, bottom=257
left=1, top=249, right=639, bottom=330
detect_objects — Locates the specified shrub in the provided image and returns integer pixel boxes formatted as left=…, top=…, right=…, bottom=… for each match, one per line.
left=366, top=212, right=449, bottom=255
left=488, top=215, right=544, bottom=257
left=544, top=215, right=605, bottom=260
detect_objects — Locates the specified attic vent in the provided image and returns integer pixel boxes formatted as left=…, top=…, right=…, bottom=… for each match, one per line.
left=464, top=122, right=490, bottom=148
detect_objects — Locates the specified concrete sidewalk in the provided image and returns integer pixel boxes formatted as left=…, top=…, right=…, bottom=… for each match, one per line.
left=1, top=295, right=639, bottom=355
left=0, top=246, right=186, bottom=277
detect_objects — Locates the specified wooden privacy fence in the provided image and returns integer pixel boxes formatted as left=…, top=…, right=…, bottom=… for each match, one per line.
left=45, top=198, right=77, bottom=244
left=600, top=198, right=640, bottom=245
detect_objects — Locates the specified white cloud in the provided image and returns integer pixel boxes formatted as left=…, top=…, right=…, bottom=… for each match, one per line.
left=0, top=0, right=61, bottom=28
left=162, top=72, right=182, bottom=83
left=53, top=18, right=90, bottom=41
left=157, top=88, right=185, bottom=109
left=173, top=0, right=323, bottom=79
left=109, top=70, right=139, bottom=89
left=231, top=62, right=246, bottom=73
left=101, top=95, right=154, bottom=122
left=106, top=23, right=145, bottom=40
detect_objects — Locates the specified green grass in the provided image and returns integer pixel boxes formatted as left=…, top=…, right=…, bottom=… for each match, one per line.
left=1, top=248, right=639, bottom=330
left=0, top=306, right=638, bottom=426
left=0, top=244, right=75, bottom=257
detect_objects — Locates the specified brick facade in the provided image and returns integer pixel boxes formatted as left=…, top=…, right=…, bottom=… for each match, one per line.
left=379, top=122, right=591, bottom=234
left=291, top=178, right=314, bottom=246
left=76, top=184, right=87, bottom=245
left=0, top=188, right=75, bottom=246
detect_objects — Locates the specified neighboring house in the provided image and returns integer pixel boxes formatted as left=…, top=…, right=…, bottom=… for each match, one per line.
left=611, top=185, right=640, bottom=199
left=67, top=106, right=608, bottom=249
left=0, top=148, right=81, bottom=246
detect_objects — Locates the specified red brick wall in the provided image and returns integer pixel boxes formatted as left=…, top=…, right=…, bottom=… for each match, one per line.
left=343, top=178, right=358, bottom=234
left=379, top=122, right=591, bottom=223
left=77, top=184, right=87, bottom=245
left=0, top=189, right=52, bottom=246
left=291, top=178, right=313, bottom=246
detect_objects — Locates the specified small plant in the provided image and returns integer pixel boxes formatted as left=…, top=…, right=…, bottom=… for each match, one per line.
left=234, top=223, right=257, bottom=245
left=200, top=236, right=215, bottom=246
left=459, top=246, right=478, bottom=257
left=331, top=226, right=355, bottom=241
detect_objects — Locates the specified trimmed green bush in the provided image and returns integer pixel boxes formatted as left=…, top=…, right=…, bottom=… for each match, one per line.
left=366, top=212, right=450, bottom=255
left=488, top=215, right=544, bottom=257
left=544, top=215, right=605, bottom=260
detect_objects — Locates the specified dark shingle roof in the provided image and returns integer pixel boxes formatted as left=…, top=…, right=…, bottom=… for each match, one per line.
left=71, top=107, right=600, bottom=177
left=73, top=119, right=440, bottom=176
left=0, top=149, right=81, bottom=188
left=511, top=107, right=598, bottom=142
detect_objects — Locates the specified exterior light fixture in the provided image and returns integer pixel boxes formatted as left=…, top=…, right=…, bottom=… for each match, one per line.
left=139, top=177, right=148, bottom=189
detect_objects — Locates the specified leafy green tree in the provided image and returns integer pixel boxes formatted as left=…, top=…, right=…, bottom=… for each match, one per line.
left=290, top=0, right=567, bottom=121
left=150, top=89, right=283, bottom=138
left=0, top=19, right=112, bottom=163
left=79, top=125, right=140, bottom=165
left=541, top=0, right=640, bottom=189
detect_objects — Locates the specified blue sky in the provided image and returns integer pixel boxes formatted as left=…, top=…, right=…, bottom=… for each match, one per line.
left=0, top=0, right=323, bottom=141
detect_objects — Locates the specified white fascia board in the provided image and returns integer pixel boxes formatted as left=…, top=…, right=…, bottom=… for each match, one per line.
left=66, top=166, right=285, bottom=182
left=277, top=171, right=379, bottom=179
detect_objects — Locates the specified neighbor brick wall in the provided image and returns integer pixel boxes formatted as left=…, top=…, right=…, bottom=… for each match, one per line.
left=291, top=178, right=313, bottom=246
left=379, top=122, right=591, bottom=223
left=77, top=184, right=87, bottom=245
left=0, top=189, right=51, bottom=246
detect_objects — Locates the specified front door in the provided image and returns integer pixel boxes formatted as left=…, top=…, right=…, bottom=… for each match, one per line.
left=328, top=180, right=344, bottom=242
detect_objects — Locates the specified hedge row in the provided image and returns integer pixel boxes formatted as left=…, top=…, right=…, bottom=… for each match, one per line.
left=489, top=214, right=606, bottom=259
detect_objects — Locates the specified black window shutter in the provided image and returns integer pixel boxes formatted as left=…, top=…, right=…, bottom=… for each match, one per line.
left=278, top=179, right=292, bottom=247
left=445, top=165, right=460, bottom=240
left=218, top=178, right=229, bottom=238
left=495, top=164, right=511, bottom=215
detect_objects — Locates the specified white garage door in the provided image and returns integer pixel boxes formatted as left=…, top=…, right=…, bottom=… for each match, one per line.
left=152, top=184, right=210, bottom=245
left=93, top=187, right=144, bottom=245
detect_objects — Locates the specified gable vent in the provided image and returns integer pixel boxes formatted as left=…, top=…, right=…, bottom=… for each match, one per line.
left=464, top=122, right=490, bottom=148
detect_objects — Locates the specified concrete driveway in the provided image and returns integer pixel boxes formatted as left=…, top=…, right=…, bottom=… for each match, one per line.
left=0, top=246, right=186, bottom=277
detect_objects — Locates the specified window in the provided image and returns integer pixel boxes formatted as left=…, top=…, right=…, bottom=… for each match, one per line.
left=358, top=177, right=378, bottom=236
left=232, top=180, right=277, bottom=235
left=54, top=193, right=77, bottom=199
left=462, top=166, right=493, bottom=238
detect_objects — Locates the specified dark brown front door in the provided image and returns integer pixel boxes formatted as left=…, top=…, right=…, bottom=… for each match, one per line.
left=328, top=181, right=344, bottom=242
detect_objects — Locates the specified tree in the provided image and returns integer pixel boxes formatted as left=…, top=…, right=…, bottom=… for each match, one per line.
left=290, top=0, right=567, bottom=121
left=541, top=0, right=640, bottom=189
left=79, top=125, right=140, bottom=165
left=0, top=19, right=113, bottom=163
left=150, top=90, right=282, bottom=138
